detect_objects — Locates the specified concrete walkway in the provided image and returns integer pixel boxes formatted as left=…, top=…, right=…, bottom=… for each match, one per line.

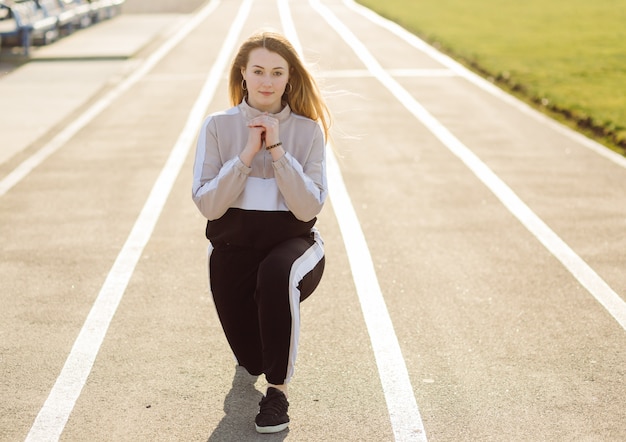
left=0, top=12, right=188, bottom=166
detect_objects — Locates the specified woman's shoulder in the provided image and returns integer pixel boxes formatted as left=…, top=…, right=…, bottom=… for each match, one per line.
left=200, top=105, right=243, bottom=129
left=210, top=105, right=242, bottom=119
left=289, top=111, right=321, bottom=128
left=289, top=113, right=324, bottom=140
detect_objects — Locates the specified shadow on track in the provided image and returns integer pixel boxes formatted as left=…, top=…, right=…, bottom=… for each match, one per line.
left=208, top=366, right=289, bottom=441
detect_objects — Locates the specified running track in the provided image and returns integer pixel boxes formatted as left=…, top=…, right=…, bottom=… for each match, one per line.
left=1, top=0, right=625, bottom=440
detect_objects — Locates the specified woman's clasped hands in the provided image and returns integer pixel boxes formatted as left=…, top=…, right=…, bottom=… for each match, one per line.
left=240, top=113, right=282, bottom=166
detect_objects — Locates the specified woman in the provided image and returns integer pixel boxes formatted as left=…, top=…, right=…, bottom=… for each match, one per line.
left=192, top=30, right=330, bottom=434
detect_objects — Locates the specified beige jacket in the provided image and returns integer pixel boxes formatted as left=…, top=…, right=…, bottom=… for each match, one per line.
left=192, top=100, right=327, bottom=249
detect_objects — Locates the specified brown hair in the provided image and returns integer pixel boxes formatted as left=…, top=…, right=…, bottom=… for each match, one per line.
left=229, top=30, right=331, bottom=140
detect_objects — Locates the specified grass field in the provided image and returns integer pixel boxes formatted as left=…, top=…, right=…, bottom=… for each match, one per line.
left=356, top=0, right=626, bottom=155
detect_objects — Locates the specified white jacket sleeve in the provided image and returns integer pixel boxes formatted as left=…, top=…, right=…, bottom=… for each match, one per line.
left=273, top=125, right=327, bottom=222
left=192, top=117, right=250, bottom=220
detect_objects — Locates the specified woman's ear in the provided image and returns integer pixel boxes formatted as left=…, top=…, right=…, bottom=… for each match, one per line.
left=240, top=67, right=246, bottom=80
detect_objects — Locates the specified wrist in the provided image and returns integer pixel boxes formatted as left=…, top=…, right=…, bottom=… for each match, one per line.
left=269, top=145, right=285, bottom=161
left=265, top=141, right=282, bottom=151
left=239, top=148, right=256, bottom=167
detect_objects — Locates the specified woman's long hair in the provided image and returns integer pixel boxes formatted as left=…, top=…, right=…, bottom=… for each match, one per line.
left=228, top=31, right=331, bottom=141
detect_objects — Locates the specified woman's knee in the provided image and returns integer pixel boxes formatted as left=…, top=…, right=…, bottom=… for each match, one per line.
left=299, top=255, right=325, bottom=301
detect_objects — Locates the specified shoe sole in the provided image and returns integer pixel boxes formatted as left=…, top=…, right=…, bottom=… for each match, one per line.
left=255, top=422, right=289, bottom=434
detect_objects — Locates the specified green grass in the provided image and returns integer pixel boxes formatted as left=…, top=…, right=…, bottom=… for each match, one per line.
left=357, top=0, right=626, bottom=155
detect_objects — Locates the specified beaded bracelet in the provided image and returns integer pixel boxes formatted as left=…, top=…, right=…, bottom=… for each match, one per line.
left=266, top=141, right=282, bottom=151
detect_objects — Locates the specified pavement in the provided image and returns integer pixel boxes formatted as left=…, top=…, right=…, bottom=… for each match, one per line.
left=0, top=8, right=191, bottom=167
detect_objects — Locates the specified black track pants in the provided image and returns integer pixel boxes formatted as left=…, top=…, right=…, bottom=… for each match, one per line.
left=208, top=231, right=325, bottom=385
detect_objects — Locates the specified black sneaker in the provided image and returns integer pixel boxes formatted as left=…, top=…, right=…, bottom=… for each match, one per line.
left=255, top=387, right=290, bottom=433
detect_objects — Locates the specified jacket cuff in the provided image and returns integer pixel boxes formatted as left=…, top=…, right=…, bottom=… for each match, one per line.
left=235, top=156, right=252, bottom=174
left=272, top=152, right=289, bottom=169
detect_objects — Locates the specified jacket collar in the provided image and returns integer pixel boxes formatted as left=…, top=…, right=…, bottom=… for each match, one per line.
left=239, top=98, right=292, bottom=122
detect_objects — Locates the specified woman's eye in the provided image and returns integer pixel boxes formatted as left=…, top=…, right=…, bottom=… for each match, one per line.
left=254, top=70, right=263, bottom=75
left=273, top=71, right=283, bottom=77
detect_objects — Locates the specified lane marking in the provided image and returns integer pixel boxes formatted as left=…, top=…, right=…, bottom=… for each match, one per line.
left=343, top=0, right=626, bottom=169
left=24, top=1, right=252, bottom=440
left=327, top=145, right=430, bottom=441
left=316, top=0, right=626, bottom=331
left=281, top=1, right=428, bottom=441
left=318, top=68, right=456, bottom=78
left=0, top=1, right=220, bottom=198
left=388, top=68, right=456, bottom=77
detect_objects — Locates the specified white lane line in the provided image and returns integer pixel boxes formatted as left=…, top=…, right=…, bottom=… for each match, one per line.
left=0, top=1, right=220, bottom=198
left=315, top=0, right=626, bottom=331
left=389, top=68, right=456, bottom=77
left=326, top=145, right=429, bottom=442
left=318, top=68, right=456, bottom=78
left=281, top=1, right=428, bottom=441
left=24, top=1, right=252, bottom=440
left=343, top=0, right=626, bottom=169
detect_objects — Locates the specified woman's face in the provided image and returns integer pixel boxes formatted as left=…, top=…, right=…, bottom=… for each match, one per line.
left=242, top=48, right=290, bottom=113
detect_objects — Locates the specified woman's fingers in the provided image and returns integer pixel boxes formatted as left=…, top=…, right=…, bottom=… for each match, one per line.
left=249, top=114, right=278, bottom=128
left=248, top=115, right=279, bottom=148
